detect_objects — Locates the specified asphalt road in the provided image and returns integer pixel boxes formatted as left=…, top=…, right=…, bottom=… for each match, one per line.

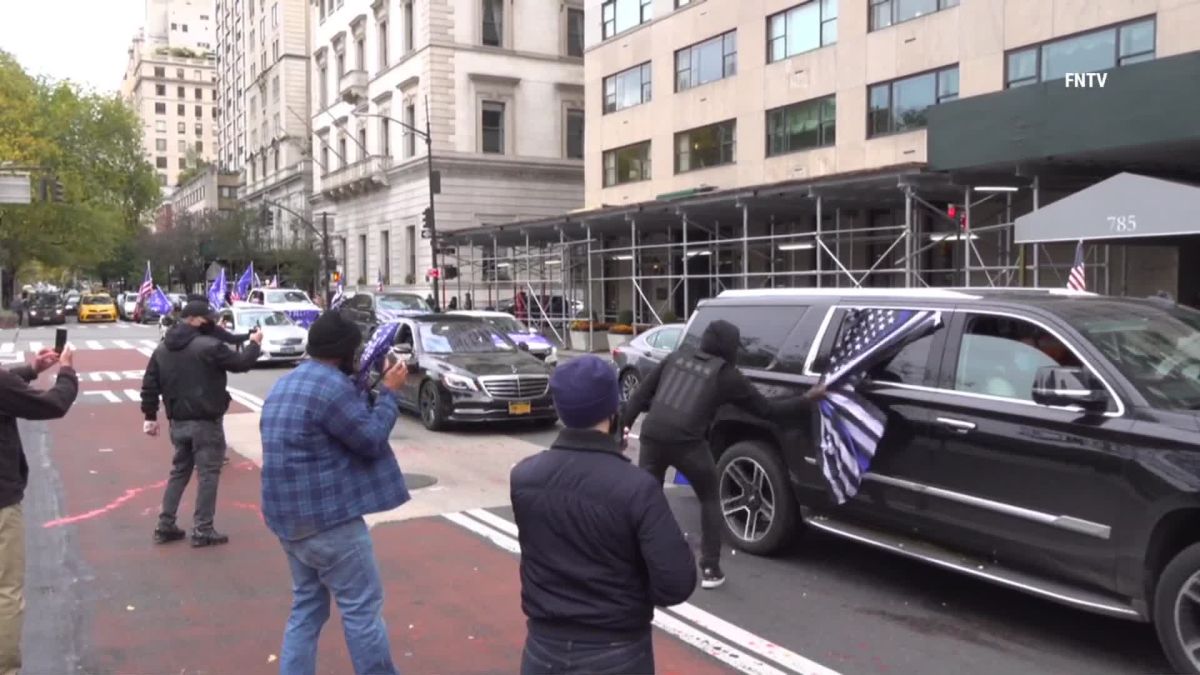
left=2, top=318, right=1174, bottom=674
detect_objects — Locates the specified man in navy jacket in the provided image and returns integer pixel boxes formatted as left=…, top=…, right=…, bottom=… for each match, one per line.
left=510, top=355, right=696, bottom=674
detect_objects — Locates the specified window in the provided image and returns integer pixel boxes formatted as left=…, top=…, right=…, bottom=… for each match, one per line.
left=177, top=68, right=185, bottom=79
left=359, top=234, right=368, bottom=281
left=171, top=22, right=178, bottom=29
left=567, top=8, right=584, bottom=57
left=676, top=0, right=692, bottom=6
left=404, top=104, right=416, bottom=157
left=811, top=308, right=942, bottom=384
left=155, top=120, right=167, bottom=133
left=272, top=76, right=280, bottom=101
left=274, top=113, right=281, bottom=135
left=158, top=173, right=168, bottom=186
left=481, top=101, right=505, bottom=154
left=676, top=30, right=737, bottom=91
left=271, top=3, right=278, bottom=27
left=482, top=0, right=503, bottom=47
left=404, top=2, right=414, bottom=52
left=953, top=314, right=1081, bottom=401
left=356, top=38, right=365, bottom=69
left=685, top=307, right=802, bottom=370
left=156, top=156, right=168, bottom=169
left=178, top=122, right=186, bottom=133
left=156, top=138, right=167, bottom=151
left=179, top=157, right=188, bottom=169
left=336, top=51, right=345, bottom=77
left=675, top=119, right=736, bottom=173
left=155, top=102, right=167, bottom=114
left=649, top=327, right=682, bottom=350
left=178, top=140, right=187, bottom=152
left=601, top=0, right=653, bottom=39
left=379, top=20, right=389, bottom=66
left=565, top=108, right=584, bottom=159
left=767, top=95, right=836, bottom=156
left=602, top=62, right=652, bottom=113
left=1005, top=18, right=1155, bottom=88
left=868, top=66, right=957, bottom=137
left=195, top=87, right=203, bottom=100
left=318, top=65, right=328, bottom=108
left=194, top=69, right=202, bottom=80
left=195, top=105, right=203, bottom=118
left=768, top=0, right=838, bottom=63
left=273, top=39, right=279, bottom=62
left=177, top=103, right=185, bottom=116
left=380, top=116, right=391, bottom=156
left=155, top=84, right=166, bottom=96
left=381, top=231, right=391, bottom=284
left=358, top=128, right=368, bottom=159
left=870, top=0, right=958, bottom=31
left=195, top=122, right=204, bottom=135
left=195, top=141, right=204, bottom=153
left=177, top=86, right=185, bottom=98
left=182, top=24, right=188, bottom=32
left=154, top=66, right=165, bottom=77
left=602, top=140, right=651, bottom=187
left=339, top=136, right=348, bottom=163
left=320, top=146, right=329, bottom=174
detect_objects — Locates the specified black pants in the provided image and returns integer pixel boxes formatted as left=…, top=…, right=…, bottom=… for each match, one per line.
left=521, top=632, right=654, bottom=675
left=638, top=438, right=721, bottom=569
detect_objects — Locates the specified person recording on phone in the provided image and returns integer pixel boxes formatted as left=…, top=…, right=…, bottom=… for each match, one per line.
left=140, top=300, right=263, bottom=547
left=0, top=344, right=77, bottom=675
left=260, top=311, right=411, bottom=675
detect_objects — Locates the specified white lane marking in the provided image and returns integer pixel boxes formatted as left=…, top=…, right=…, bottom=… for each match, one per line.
left=0, top=343, right=13, bottom=353
left=139, top=340, right=157, bottom=348
left=104, top=371, right=122, bottom=381
left=228, top=387, right=264, bottom=412
left=137, top=347, right=155, bottom=357
left=448, top=511, right=831, bottom=675
left=123, top=370, right=144, bottom=380
left=114, top=340, right=134, bottom=349
left=83, top=390, right=121, bottom=403
left=29, top=342, right=44, bottom=352
left=86, top=340, right=104, bottom=350
left=124, top=389, right=141, bottom=402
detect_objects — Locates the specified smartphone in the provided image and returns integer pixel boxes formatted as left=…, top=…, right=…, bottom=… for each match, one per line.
left=54, top=328, right=68, bottom=354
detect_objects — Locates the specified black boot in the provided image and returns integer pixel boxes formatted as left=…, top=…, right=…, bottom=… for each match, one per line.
left=153, top=523, right=186, bottom=544
left=191, top=529, right=230, bottom=547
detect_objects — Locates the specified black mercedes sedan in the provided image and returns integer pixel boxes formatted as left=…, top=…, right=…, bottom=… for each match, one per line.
left=372, top=314, right=557, bottom=431
left=26, top=293, right=67, bottom=326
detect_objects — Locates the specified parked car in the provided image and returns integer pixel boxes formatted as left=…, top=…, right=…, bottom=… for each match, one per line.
left=339, top=291, right=432, bottom=337
left=684, top=286, right=1200, bottom=673
left=116, top=292, right=139, bottom=321
left=217, top=307, right=308, bottom=364
left=62, top=290, right=80, bottom=315
left=449, top=310, right=558, bottom=363
left=366, top=314, right=557, bottom=431
left=26, top=294, right=67, bottom=326
left=77, top=294, right=118, bottom=323
left=611, top=323, right=685, bottom=401
left=244, top=288, right=322, bottom=328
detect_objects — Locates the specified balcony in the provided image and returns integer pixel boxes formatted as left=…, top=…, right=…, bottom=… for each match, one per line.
left=322, top=156, right=392, bottom=200
left=339, top=69, right=368, bottom=105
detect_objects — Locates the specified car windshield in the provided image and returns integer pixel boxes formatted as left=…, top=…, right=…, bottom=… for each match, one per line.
left=237, top=311, right=293, bottom=328
left=1074, top=304, right=1200, bottom=409
left=482, top=316, right=526, bottom=334
left=419, top=321, right=516, bottom=354
left=31, top=295, right=59, bottom=307
left=265, top=291, right=310, bottom=304
left=81, top=295, right=111, bottom=305
left=378, top=294, right=427, bottom=311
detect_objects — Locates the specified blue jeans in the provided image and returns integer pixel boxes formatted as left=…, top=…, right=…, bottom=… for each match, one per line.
left=520, top=631, right=655, bottom=675
left=278, top=518, right=398, bottom=675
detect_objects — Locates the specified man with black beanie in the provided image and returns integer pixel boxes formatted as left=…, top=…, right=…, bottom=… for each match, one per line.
left=140, top=299, right=263, bottom=547
left=260, top=310, right=410, bottom=675
left=511, top=355, right=695, bottom=674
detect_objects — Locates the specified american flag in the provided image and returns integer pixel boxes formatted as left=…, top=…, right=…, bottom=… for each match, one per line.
left=357, top=321, right=402, bottom=390
left=1067, top=241, right=1087, bottom=291
left=818, top=307, right=941, bottom=504
left=133, top=261, right=153, bottom=321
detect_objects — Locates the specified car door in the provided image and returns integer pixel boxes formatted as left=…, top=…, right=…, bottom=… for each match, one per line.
left=395, top=321, right=422, bottom=408
left=647, top=326, right=682, bottom=365
left=910, top=308, right=1128, bottom=591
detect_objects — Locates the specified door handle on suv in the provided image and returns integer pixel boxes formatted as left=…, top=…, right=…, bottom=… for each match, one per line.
left=936, top=417, right=977, bottom=433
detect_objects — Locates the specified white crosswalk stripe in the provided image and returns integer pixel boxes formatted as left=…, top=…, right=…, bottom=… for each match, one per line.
left=0, top=343, right=12, bottom=353
left=140, top=339, right=157, bottom=348
left=29, top=342, right=44, bottom=353
left=114, top=340, right=134, bottom=349
left=123, top=389, right=141, bottom=402
left=85, top=340, right=104, bottom=350
left=0, top=338, right=162, bottom=354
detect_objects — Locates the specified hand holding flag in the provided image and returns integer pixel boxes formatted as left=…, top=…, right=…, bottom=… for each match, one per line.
left=357, top=322, right=402, bottom=390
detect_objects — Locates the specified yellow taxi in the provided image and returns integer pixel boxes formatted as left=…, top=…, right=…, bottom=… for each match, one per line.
left=78, top=294, right=118, bottom=323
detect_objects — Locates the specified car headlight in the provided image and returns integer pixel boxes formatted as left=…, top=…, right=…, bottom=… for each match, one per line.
left=28, top=311, right=37, bottom=316
left=442, top=373, right=479, bottom=392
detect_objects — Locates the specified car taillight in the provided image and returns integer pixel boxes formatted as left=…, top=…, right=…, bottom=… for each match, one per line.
left=612, top=348, right=620, bottom=360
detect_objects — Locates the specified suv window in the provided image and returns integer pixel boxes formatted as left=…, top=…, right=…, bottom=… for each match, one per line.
left=684, top=306, right=802, bottom=369
left=650, top=327, right=682, bottom=350
left=953, top=314, right=1082, bottom=401
left=811, top=307, right=943, bottom=386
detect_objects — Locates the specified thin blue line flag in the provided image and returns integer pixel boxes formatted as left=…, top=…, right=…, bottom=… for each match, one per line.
left=818, top=307, right=941, bottom=504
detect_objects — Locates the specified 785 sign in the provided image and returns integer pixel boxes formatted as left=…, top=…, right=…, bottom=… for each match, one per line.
left=1108, top=214, right=1137, bottom=233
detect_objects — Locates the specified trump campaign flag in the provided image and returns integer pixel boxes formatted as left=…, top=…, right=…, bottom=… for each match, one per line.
left=817, top=307, right=941, bottom=504
left=234, top=262, right=256, bottom=301
left=146, top=286, right=174, bottom=316
left=357, top=321, right=402, bottom=390
left=207, top=268, right=227, bottom=310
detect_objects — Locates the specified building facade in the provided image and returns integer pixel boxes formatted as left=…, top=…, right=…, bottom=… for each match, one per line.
left=215, top=0, right=314, bottom=249
left=144, top=0, right=217, bottom=52
left=310, top=0, right=585, bottom=298
left=171, top=164, right=241, bottom=216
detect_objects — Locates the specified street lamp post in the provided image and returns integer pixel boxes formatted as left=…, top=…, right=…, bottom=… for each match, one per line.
left=350, top=98, right=441, bottom=308
left=259, top=198, right=333, bottom=307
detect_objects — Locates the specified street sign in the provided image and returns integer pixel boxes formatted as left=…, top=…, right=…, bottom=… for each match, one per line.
left=0, top=174, right=31, bottom=205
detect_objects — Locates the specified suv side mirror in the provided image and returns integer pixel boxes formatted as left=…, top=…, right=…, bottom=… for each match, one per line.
left=393, top=343, right=414, bottom=356
left=1032, top=366, right=1108, bottom=412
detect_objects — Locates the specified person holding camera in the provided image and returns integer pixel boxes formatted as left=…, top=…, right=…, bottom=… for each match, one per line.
left=140, top=300, right=263, bottom=547
left=0, top=345, right=77, bottom=674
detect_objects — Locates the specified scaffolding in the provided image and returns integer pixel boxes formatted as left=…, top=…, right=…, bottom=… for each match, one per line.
left=443, top=166, right=1117, bottom=351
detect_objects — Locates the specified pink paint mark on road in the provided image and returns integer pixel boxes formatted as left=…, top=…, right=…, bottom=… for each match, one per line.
left=229, top=501, right=264, bottom=522
left=42, top=480, right=168, bottom=528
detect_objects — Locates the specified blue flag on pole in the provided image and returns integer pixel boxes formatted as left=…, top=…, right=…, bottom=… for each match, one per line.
left=235, top=262, right=255, bottom=300
left=818, top=308, right=941, bottom=504
left=330, top=278, right=346, bottom=310
left=147, top=286, right=174, bottom=315
left=207, top=268, right=227, bottom=311
left=356, top=322, right=402, bottom=390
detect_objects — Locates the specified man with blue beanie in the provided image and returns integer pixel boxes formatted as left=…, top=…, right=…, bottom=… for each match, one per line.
left=510, top=355, right=696, bottom=675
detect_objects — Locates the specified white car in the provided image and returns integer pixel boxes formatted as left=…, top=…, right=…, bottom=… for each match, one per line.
left=244, top=288, right=322, bottom=328
left=217, top=307, right=308, bottom=363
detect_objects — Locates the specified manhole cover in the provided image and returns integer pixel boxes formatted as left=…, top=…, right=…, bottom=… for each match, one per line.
left=406, top=473, right=437, bottom=490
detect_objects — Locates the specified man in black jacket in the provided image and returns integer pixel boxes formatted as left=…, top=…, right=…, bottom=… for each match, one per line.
left=511, top=355, right=696, bottom=675
left=141, top=300, right=263, bottom=547
left=0, top=345, right=77, bottom=674
left=622, top=319, right=824, bottom=589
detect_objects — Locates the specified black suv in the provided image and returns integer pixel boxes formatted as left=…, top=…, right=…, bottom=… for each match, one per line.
left=375, top=314, right=557, bottom=431
left=688, top=288, right=1200, bottom=673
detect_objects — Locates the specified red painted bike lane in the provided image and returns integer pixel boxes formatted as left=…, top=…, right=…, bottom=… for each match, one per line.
left=35, top=349, right=734, bottom=675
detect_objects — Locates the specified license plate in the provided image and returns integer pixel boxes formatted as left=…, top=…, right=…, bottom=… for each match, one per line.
left=508, top=401, right=532, bottom=415
left=278, top=347, right=298, bottom=354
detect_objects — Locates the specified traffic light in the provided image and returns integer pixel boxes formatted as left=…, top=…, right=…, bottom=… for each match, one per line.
left=946, top=204, right=966, bottom=231
left=443, top=265, right=458, bottom=281
left=52, top=179, right=64, bottom=203
left=266, top=209, right=275, bottom=228
left=421, top=207, right=433, bottom=229
left=331, top=270, right=342, bottom=284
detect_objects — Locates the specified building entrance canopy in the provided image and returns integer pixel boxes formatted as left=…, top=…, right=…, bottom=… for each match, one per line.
left=1013, top=172, right=1200, bottom=245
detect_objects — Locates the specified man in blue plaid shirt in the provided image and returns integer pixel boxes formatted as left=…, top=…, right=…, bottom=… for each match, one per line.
left=260, top=311, right=410, bottom=675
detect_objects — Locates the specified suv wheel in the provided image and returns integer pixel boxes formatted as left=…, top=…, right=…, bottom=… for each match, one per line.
left=716, top=440, right=797, bottom=555
left=1155, top=542, right=1200, bottom=674
left=419, top=381, right=447, bottom=432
